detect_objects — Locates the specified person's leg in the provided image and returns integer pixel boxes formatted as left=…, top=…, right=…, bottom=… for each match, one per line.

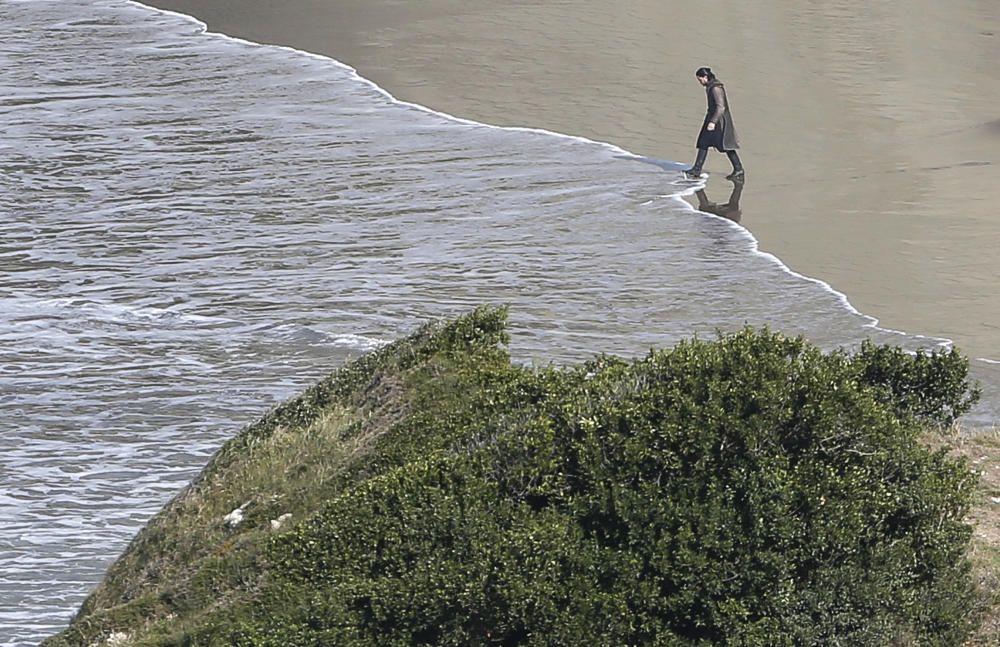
left=725, top=150, right=744, bottom=179
left=685, top=148, right=708, bottom=178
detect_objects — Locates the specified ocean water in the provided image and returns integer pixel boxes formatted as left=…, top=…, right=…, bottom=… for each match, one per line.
left=1, top=0, right=997, bottom=644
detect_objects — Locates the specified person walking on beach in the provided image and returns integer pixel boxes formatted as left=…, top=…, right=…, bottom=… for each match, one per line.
left=685, top=67, right=744, bottom=181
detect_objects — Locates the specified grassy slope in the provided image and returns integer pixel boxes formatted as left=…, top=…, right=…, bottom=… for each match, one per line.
left=43, top=306, right=512, bottom=646
left=41, top=307, right=1000, bottom=646
left=936, top=428, right=1000, bottom=646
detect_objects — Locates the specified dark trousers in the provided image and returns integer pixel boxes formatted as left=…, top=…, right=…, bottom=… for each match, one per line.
left=691, top=148, right=743, bottom=173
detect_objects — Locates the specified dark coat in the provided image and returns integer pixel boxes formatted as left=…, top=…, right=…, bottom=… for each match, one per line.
left=696, top=80, right=740, bottom=152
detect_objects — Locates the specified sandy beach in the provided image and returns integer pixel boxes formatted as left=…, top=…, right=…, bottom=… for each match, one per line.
left=148, top=0, right=999, bottom=360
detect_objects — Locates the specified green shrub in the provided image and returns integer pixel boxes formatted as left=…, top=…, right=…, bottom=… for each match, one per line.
left=851, top=341, right=981, bottom=428
left=219, top=326, right=982, bottom=646
left=44, top=313, right=984, bottom=646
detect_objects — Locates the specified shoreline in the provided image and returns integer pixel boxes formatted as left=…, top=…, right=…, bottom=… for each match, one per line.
left=130, top=2, right=920, bottom=350
left=137, top=0, right=1000, bottom=363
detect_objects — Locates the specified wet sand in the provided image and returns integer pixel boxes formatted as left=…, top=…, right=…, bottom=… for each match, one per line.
left=147, top=0, right=1000, bottom=360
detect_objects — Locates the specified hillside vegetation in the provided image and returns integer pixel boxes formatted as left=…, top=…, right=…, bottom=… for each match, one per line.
left=44, top=307, right=994, bottom=646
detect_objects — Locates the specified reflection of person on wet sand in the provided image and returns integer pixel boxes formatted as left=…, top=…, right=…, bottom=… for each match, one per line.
left=696, top=179, right=744, bottom=223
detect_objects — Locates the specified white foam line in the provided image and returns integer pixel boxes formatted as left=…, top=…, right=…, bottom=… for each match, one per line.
left=129, top=1, right=637, bottom=157
left=669, top=192, right=958, bottom=349
left=332, top=334, right=390, bottom=351
left=128, top=1, right=981, bottom=358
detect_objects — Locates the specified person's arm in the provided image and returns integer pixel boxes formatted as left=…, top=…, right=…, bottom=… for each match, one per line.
left=707, top=86, right=726, bottom=126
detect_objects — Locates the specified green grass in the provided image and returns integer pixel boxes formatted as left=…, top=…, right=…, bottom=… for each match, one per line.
left=49, top=406, right=375, bottom=645
left=44, top=307, right=509, bottom=647
left=933, top=427, right=1000, bottom=645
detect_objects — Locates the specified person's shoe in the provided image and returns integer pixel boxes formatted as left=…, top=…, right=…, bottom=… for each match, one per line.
left=725, top=169, right=745, bottom=181
left=684, top=168, right=704, bottom=179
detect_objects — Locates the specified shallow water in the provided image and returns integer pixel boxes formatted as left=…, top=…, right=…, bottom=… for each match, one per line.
left=1, top=1, right=997, bottom=644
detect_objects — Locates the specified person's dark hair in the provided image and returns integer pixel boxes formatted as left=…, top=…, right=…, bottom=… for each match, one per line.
left=695, top=67, right=716, bottom=81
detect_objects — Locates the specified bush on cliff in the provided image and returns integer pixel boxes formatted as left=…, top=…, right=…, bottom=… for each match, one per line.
left=45, top=307, right=983, bottom=646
